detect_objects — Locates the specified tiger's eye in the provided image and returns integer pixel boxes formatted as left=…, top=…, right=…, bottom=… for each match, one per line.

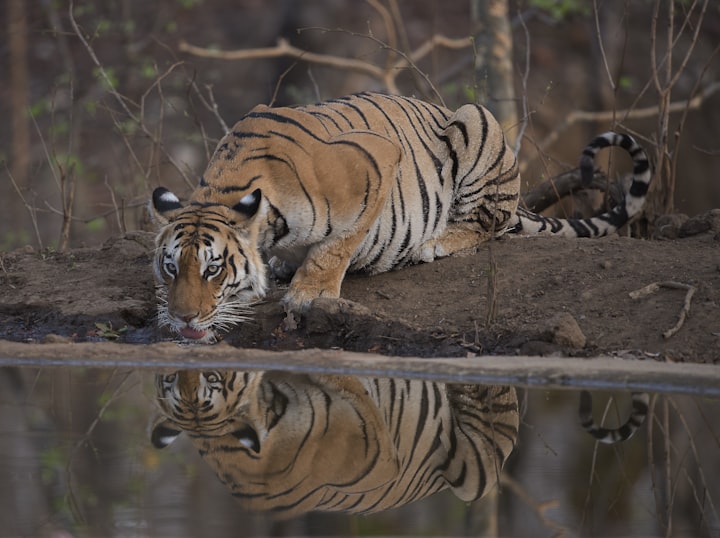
left=204, top=372, right=220, bottom=383
left=204, top=264, right=222, bottom=278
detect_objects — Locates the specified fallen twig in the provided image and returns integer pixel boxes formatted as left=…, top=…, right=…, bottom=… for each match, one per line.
left=629, top=281, right=697, bottom=339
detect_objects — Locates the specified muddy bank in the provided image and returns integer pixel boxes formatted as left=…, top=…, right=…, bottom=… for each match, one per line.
left=1, top=222, right=719, bottom=363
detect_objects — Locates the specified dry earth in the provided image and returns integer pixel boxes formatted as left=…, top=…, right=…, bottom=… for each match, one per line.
left=1, top=213, right=718, bottom=365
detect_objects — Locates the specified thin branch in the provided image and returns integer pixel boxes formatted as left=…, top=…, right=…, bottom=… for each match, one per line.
left=68, top=1, right=193, bottom=185
left=593, top=0, right=616, bottom=90
left=665, top=397, right=720, bottom=525
left=179, top=37, right=386, bottom=82
left=523, top=81, right=720, bottom=174
left=178, top=32, right=473, bottom=100
left=104, top=175, right=124, bottom=234
left=5, top=164, right=43, bottom=249
left=65, top=370, right=134, bottom=525
left=514, top=7, right=532, bottom=156
left=366, top=0, right=397, bottom=71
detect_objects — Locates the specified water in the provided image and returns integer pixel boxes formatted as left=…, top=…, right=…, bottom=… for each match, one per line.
left=0, top=364, right=717, bottom=537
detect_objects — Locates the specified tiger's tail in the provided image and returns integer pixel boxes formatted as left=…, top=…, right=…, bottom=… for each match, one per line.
left=579, top=390, right=649, bottom=444
left=509, top=132, right=652, bottom=238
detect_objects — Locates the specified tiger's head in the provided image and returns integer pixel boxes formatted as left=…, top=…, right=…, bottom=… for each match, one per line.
left=150, top=187, right=268, bottom=342
left=151, top=370, right=400, bottom=515
left=151, top=370, right=256, bottom=445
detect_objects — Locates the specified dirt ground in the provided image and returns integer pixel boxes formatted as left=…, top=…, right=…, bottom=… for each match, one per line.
left=1, top=210, right=718, bottom=365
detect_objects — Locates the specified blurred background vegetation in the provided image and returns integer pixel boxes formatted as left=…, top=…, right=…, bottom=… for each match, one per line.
left=2, top=3, right=719, bottom=535
left=2, top=0, right=719, bottom=252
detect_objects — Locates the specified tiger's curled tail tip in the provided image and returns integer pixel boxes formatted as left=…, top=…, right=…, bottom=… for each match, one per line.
left=579, top=390, right=650, bottom=444
left=580, top=130, right=653, bottom=218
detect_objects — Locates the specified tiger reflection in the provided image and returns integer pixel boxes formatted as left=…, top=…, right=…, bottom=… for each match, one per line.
left=151, top=370, right=519, bottom=516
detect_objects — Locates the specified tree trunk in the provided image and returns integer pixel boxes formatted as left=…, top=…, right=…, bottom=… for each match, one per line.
left=8, top=0, right=30, bottom=196
left=471, top=0, right=517, bottom=146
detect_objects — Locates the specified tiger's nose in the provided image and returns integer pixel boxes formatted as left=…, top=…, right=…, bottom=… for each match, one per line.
left=180, top=313, right=198, bottom=323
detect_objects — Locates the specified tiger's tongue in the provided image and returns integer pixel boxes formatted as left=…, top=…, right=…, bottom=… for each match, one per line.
left=180, top=327, right=207, bottom=340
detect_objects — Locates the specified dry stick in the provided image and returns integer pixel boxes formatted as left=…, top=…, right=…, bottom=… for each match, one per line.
left=383, top=0, right=427, bottom=96
left=179, top=37, right=386, bottom=82
left=68, top=1, right=193, bottom=187
left=647, top=399, right=663, bottom=531
left=669, top=41, right=720, bottom=198
left=65, top=370, right=134, bottom=525
left=269, top=61, right=302, bottom=107
left=663, top=397, right=673, bottom=537
left=201, top=84, right=230, bottom=134
left=629, top=282, right=697, bottom=339
left=514, top=5, right=533, bottom=156
left=178, top=33, right=472, bottom=99
left=366, top=0, right=398, bottom=72
left=665, top=397, right=720, bottom=525
left=650, top=0, right=710, bottom=214
left=58, top=161, right=76, bottom=252
left=5, top=166, right=43, bottom=249
left=154, top=36, right=230, bottom=138
left=104, top=176, right=124, bottom=233
left=297, top=29, right=471, bottom=103
left=29, top=100, right=78, bottom=252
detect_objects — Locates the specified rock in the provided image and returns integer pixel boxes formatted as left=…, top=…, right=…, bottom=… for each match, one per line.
left=653, top=213, right=688, bottom=239
left=547, top=312, right=587, bottom=349
left=680, top=209, right=720, bottom=237
left=303, top=297, right=375, bottom=334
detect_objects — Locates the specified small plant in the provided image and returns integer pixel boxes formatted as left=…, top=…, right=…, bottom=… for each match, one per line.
left=93, top=321, right=127, bottom=340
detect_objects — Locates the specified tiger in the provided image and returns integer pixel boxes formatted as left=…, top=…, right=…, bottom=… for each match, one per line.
left=579, top=390, right=650, bottom=444
left=151, top=370, right=519, bottom=516
left=151, top=91, right=652, bottom=341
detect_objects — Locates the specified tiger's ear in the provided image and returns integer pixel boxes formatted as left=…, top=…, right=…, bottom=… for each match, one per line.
left=150, top=187, right=184, bottom=225
left=231, top=188, right=262, bottom=218
left=150, top=418, right=183, bottom=449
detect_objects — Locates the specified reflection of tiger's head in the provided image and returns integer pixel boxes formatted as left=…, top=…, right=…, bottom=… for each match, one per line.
left=150, top=189, right=268, bottom=342
left=151, top=370, right=400, bottom=514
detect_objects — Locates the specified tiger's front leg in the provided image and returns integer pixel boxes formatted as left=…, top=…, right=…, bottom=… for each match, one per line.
left=278, top=130, right=400, bottom=325
left=280, top=233, right=365, bottom=323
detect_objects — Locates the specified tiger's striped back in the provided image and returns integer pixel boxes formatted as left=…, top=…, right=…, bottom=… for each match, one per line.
left=151, top=371, right=519, bottom=516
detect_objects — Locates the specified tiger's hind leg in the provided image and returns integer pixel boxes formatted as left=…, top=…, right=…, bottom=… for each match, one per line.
left=413, top=222, right=493, bottom=263
left=414, top=104, right=521, bottom=263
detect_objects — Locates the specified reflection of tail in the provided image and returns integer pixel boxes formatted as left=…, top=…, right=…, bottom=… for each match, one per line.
left=510, top=132, right=652, bottom=237
left=579, top=391, right=649, bottom=444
